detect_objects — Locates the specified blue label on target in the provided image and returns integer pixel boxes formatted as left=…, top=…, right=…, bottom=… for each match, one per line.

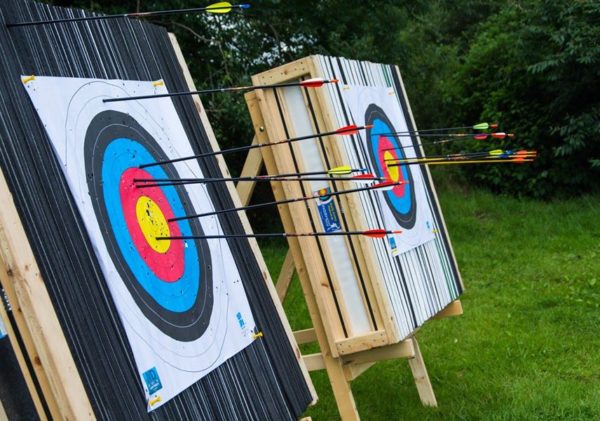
left=315, top=188, right=341, bottom=233
left=143, top=367, right=163, bottom=395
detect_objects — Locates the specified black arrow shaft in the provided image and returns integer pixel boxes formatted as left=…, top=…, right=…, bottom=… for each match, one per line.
left=103, top=80, right=334, bottom=103
left=158, top=231, right=378, bottom=241
left=138, top=175, right=378, bottom=188
left=139, top=125, right=362, bottom=169
left=168, top=181, right=392, bottom=222
left=7, top=5, right=245, bottom=27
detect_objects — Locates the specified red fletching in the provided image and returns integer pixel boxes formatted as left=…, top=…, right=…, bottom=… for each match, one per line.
left=372, top=180, right=396, bottom=190
left=353, top=173, right=377, bottom=180
left=491, top=132, right=507, bottom=139
left=473, top=133, right=488, bottom=141
left=300, top=78, right=338, bottom=88
left=335, top=124, right=360, bottom=136
left=363, top=229, right=388, bottom=239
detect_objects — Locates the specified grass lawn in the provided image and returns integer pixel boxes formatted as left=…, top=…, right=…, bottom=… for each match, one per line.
left=259, top=172, right=600, bottom=420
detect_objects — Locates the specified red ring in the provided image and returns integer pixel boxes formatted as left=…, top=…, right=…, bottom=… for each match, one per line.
left=120, top=168, right=184, bottom=282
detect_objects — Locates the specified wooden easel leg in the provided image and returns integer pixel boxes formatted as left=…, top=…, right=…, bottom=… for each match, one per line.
left=407, top=336, right=437, bottom=407
left=236, top=136, right=263, bottom=207
left=0, top=398, right=7, bottom=421
left=275, top=251, right=295, bottom=302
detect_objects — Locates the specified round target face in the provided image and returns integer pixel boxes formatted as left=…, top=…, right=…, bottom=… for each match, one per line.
left=365, top=104, right=417, bottom=229
left=85, top=110, right=213, bottom=342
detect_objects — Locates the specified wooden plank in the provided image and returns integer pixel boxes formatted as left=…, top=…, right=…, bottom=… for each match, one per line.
left=236, top=136, right=263, bottom=206
left=0, top=292, right=47, bottom=420
left=303, top=353, right=325, bottom=371
left=433, top=300, right=463, bottom=320
left=247, top=91, right=358, bottom=419
left=343, top=362, right=375, bottom=382
left=307, top=57, right=401, bottom=344
left=341, top=340, right=414, bottom=366
left=335, top=330, right=388, bottom=355
left=248, top=83, right=345, bottom=355
left=0, top=397, right=7, bottom=421
left=293, top=328, right=317, bottom=345
left=298, top=59, right=389, bottom=340
left=169, top=34, right=317, bottom=402
left=276, top=251, right=295, bottom=302
left=260, top=83, right=359, bottom=338
left=0, top=168, right=94, bottom=420
left=407, top=337, right=437, bottom=407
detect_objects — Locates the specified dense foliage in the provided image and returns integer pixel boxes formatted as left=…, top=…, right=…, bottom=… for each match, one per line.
left=49, top=0, right=599, bottom=197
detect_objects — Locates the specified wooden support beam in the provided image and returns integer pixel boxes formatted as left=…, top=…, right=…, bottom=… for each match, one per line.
left=335, top=330, right=388, bottom=356
left=246, top=90, right=357, bottom=419
left=0, top=398, right=7, bottom=421
left=0, top=295, right=47, bottom=420
left=293, top=328, right=317, bottom=345
left=236, top=136, right=263, bottom=206
left=433, top=300, right=463, bottom=320
left=0, top=168, right=93, bottom=419
left=341, top=340, right=414, bottom=366
left=407, top=337, right=437, bottom=407
left=343, top=362, right=375, bottom=382
left=303, top=353, right=325, bottom=371
left=276, top=251, right=295, bottom=302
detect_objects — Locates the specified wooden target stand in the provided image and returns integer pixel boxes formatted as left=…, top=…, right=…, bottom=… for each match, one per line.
left=0, top=34, right=316, bottom=420
left=242, top=76, right=463, bottom=419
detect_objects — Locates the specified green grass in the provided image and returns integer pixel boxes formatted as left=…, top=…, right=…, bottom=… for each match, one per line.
left=259, top=173, right=600, bottom=420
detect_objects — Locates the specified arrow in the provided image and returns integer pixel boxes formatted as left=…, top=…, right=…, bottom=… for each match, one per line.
left=7, top=2, right=250, bottom=27
left=376, top=131, right=513, bottom=140
left=135, top=166, right=367, bottom=185
left=136, top=173, right=382, bottom=188
left=369, top=122, right=499, bottom=136
left=377, top=132, right=515, bottom=154
left=157, top=228, right=402, bottom=241
left=384, top=149, right=533, bottom=163
left=103, top=78, right=339, bottom=103
left=168, top=180, right=403, bottom=222
left=387, top=155, right=536, bottom=168
left=139, top=124, right=367, bottom=169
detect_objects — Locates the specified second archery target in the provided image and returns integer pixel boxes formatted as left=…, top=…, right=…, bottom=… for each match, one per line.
left=23, top=76, right=256, bottom=409
left=344, top=85, right=435, bottom=255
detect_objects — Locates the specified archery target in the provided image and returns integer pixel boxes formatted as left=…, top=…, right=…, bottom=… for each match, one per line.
left=23, top=76, right=255, bottom=410
left=343, top=85, right=435, bottom=254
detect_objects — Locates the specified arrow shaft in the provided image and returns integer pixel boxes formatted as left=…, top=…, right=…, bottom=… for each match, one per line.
left=388, top=158, right=533, bottom=168
left=7, top=4, right=245, bottom=27
left=139, top=125, right=367, bottom=169
left=140, top=175, right=380, bottom=189
left=104, top=80, right=335, bottom=104
left=158, top=230, right=393, bottom=241
left=169, top=181, right=396, bottom=222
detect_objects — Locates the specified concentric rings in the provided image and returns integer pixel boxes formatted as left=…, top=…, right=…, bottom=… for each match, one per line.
left=365, top=104, right=417, bottom=229
left=85, top=110, right=213, bottom=342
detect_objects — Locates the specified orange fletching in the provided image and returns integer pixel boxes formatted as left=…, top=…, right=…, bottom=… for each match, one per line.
left=335, top=124, right=359, bottom=135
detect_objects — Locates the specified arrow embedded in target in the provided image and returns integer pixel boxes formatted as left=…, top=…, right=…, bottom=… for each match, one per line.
left=133, top=165, right=368, bottom=184
left=136, top=173, right=383, bottom=188
left=157, top=228, right=402, bottom=241
left=103, top=78, right=339, bottom=103
left=6, top=2, right=251, bottom=27
left=167, top=180, right=404, bottom=222
left=139, top=124, right=369, bottom=169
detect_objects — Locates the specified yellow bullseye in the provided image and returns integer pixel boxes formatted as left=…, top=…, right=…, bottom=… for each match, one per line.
left=384, top=151, right=400, bottom=182
left=136, top=196, right=171, bottom=253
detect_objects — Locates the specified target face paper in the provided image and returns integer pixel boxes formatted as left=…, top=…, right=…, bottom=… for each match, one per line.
left=23, top=76, right=256, bottom=410
left=343, top=85, right=435, bottom=254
